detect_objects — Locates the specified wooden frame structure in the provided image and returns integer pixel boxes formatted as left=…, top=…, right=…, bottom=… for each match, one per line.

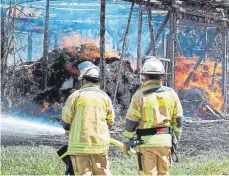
left=2, top=0, right=229, bottom=114
left=116, top=0, right=229, bottom=114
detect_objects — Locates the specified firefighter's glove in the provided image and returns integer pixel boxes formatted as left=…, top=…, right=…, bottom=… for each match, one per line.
left=122, top=138, right=131, bottom=153
left=129, top=139, right=145, bottom=147
left=65, top=131, right=70, bottom=136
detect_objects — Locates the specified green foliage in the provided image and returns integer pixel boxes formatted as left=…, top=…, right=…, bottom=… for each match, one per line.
left=1, top=146, right=229, bottom=175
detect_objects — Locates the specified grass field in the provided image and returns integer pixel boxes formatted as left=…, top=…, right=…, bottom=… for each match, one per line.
left=1, top=146, right=229, bottom=175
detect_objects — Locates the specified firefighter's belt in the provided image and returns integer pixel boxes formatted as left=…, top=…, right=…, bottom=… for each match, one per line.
left=136, top=127, right=170, bottom=140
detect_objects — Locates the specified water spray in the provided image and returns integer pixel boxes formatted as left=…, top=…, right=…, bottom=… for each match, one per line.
left=1, top=114, right=65, bottom=136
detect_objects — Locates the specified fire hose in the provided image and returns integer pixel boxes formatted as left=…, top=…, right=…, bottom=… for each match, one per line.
left=110, top=138, right=144, bottom=171
left=58, top=138, right=137, bottom=160
left=109, top=138, right=136, bottom=155
left=57, top=138, right=138, bottom=174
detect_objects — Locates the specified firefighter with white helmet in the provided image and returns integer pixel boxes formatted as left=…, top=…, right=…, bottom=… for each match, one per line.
left=78, top=61, right=100, bottom=81
left=140, top=57, right=165, bottom=75
left=123, top=56, right=183, bottom=175
left=60, top=61, right=115, bottom=175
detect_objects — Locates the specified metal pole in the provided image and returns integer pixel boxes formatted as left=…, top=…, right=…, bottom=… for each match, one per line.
left=42, top=0, right=50, bottom=90
left=100, top=0, right=106, bottom=90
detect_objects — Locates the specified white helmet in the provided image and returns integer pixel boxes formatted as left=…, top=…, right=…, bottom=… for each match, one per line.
left=78, top=61, right=100, bottom=80
left=140, top=57, right=165, bottom=75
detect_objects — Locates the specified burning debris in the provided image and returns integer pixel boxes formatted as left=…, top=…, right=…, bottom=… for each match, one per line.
left=60, top=33, right=120, bottom=60
left=175, top=54, right=227, bottom=119
left=2, top=44, right=139, bottom=123
left=178, top=88, right=225, bottom=120
left=1, top=42, right=227, bottom=122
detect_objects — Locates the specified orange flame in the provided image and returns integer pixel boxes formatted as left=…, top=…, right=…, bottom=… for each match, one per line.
left=64, top=65, right=80, bottom=76
left=41, top=101, right=49, bottom=113
left=61, top=32, right=120, bottom=60
left=26, top=63, right=36, bottom=73
left=175, top=54, right=224, bottom=112
left=28, top=68, right=33, bottom=73
left=29, top=101, right=49, bottom=115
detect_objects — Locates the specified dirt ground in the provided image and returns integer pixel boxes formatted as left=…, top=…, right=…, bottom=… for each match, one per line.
left=179, top=120, right=229, bottom=156
left=1, top=119, right=229, bottom=156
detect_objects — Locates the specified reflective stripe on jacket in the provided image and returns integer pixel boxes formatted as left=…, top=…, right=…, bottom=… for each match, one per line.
left=62, top=83, right=115, bottom=154
left=124, top=80, right=183, bottom=147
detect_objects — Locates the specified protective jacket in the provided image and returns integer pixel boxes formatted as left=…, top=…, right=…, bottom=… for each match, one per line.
left=124, top=80, right=183, bottom=147
left=61, top=82, right=115, bottom=154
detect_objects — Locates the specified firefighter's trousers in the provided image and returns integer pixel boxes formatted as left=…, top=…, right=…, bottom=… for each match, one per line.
left=139, top=147, right=171, bottom=176
left=70, top=154, right=111, bottom=176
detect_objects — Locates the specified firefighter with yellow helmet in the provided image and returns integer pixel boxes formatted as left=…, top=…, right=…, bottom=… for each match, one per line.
left=123, top=57, right=183, bottom=175
left=60, top=61, right=115, bottom=175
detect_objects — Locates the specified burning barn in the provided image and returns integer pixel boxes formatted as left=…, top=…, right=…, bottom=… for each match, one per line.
left=1, top=0, right=229, bottom=124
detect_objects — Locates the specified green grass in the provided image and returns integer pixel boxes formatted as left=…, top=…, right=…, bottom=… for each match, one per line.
left=1, top=146, right=65, bottom=175
left=170, top=152, right=229, bottom=175
left=1, top=146, right=229, bottom=175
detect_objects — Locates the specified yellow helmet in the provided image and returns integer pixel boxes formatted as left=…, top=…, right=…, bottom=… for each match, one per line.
left=140, top=57, right=165, bottom=75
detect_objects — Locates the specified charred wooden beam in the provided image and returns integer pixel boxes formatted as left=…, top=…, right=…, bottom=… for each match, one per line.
left=124, top=0, right=229, bottom=15
left=179, top=1, right=229, bottom=13
left=137, top=2, right=143, bottom=75
left=178, top=19, right=219, bottom=28
left=100, top=0, right=106, bottom=90
left=124, top=0, right=229, bottom=26
left=147, top=7, right=157, bottom=56
left=11, top=1, right=17, bottom=96
left=155, top=11, right=170, bottom=41
left=27, top=32, right=32, bottom=61
left=223, top=27, right=228, bottom=114
left=114, top=1, right=135, bottom=103
left=211, top=62, right=218, bottom=85
left=184, top=27, right=220, bottom=87
left=176, top=35, right=183, bottom=56
left=204, top=104, right=225, bottom=119
left=1, top=8, right=8, bottom=76
left=167, top=5, right=177, bottom=88
left=42, top=0, right=50, bottom=90
left=205, top=27, right=208, bottom=60
left=54, top=34, right=58, bottom=48
left=177, top=12, right=226, bottom=27
left=162, top=32, right=166, bottom=57
left=123, top=0, right=170, bottom=11
left=146, top=11, right=170, bottom=55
